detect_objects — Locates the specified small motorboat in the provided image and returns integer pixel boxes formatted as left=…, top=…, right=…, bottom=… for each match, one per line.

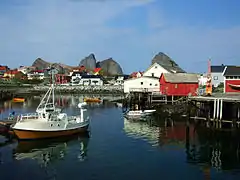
left=12, top=98, right=25, bottom=103
left=124, top=109, right=156, bottom=119
left=84, top=98, right=102, bottom=103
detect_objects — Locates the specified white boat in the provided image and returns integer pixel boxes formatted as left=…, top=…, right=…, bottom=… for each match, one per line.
left=124, top=109, right=156, bottom=119
left=12, top=68, right=90, bottom=140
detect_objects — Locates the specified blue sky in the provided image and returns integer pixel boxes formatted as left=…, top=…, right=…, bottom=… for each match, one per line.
left=0, top=0, right=239, bottom=74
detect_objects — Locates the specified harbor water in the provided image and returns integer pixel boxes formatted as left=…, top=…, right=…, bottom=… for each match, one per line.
left=0, top=95, right=240, bottom=180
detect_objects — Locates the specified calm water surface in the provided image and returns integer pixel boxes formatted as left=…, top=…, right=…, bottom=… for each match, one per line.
left=0, top=95, right=240, bottom=180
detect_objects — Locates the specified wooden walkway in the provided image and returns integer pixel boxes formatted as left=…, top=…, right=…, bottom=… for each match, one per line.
left=187, top=93, right=240, bottom=128
left=189, top=93, right=240, bottom=102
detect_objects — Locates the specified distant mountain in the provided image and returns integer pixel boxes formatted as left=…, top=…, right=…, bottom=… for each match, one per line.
left=151, top=52, right=185, bottom=73
left=32, top=58, right=75, bottom=74
left=79, top=54, right=123, bottom=75
left=79, top=53, right=96, bottom=70
left=32, top=54, right=124, bottom=76
left=97, top=58, right=123, bottom=76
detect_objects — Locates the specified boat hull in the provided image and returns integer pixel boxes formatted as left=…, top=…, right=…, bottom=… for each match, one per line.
left=84, top=98, right=101, bottom=103
left=229, top=84, right=240, bottom=90
left=12, top=98, right=25, bottom=103
left=13, top=125, right=89, bottom=140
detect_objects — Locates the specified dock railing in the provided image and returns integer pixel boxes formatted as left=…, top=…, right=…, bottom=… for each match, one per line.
left=17, top=113, right=39, bottom=122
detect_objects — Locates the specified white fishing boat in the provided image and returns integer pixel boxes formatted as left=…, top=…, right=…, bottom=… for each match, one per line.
left=12, top=68, right=90, bottom=140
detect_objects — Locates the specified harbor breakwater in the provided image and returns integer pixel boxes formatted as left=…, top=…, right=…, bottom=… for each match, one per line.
left=29, top=85, right=124, bottom=94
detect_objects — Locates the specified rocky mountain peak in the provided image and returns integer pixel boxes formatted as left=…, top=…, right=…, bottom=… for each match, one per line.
left=151, top=52, right=185, bottom=73
left=79, top=53, right=97, bottom=70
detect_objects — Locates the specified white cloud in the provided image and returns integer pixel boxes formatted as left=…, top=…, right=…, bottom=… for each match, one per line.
left=0, top=0, right=156, bottom=67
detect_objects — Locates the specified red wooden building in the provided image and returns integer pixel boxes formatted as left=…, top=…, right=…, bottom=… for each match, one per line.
left=159, top=73, right=199, bottom=96
left=223, top=66, right=240, bottom=93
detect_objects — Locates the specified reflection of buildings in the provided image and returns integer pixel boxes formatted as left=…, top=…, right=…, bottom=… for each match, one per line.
left=124, top=118, right=240, bottom=174
left=13, top=135, right=89, bottom=167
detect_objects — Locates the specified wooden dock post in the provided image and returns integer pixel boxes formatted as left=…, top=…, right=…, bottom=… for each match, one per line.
left=216, top=98, right=220, bottom=120
left=219, top=99, right=223, bottom=128
left=213, top=98, right=217, bottom=120
left=206, top=102, right=210, bottom=128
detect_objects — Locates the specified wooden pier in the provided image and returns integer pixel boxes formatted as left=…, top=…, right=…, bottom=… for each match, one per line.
left=188, top=93, right=240, bottom=128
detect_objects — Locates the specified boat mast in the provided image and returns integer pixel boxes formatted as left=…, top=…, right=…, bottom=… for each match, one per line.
left=51, top=66, right=55, bottom=107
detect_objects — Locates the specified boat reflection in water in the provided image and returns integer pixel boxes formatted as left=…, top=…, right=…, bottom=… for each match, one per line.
left=123, top=117, right=160, bottom=146
left=13, top=134, right=89, bottom=166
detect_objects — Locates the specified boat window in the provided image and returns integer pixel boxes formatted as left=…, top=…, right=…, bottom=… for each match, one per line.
left=57, top=124, right=60, bottom=127
left=43, top=114, right=45, bottom=118
left=46, top=109, right=54, bottom=112
left=50, top=124, right=53, bottom=127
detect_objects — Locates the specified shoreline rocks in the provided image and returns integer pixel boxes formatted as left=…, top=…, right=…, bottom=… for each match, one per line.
left=30, top=85, right=124, bottom=94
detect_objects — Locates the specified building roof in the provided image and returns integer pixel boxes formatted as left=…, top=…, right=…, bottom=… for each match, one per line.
left=144, top=62, right=185, bottom=75
left=0, top=66, right=8, bottom=71
left=124, top=76, right=159, bottom=82
left=130, top=71, right=143, bottom=78
left=94, top=68, right=102, bottom=73
left=211, top=65, right=225, bottom=73
left=223, top=66, right=240, bottom=76
left=71, top=71, right=87, bottom=76
left=162, top=73, right=199, bottom=83
left=161, top=64, right=185, bottom=73
left=5, top=70, right=20, bottom=74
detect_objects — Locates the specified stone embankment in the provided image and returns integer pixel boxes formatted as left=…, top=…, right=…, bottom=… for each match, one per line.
left=30, top=85, right=124, bottom=94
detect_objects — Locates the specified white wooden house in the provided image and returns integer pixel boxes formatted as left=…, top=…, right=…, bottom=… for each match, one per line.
left=142, top=62, right=170, bottom=78
left=123, top=76, right=160, bottom=93
left=124, top=61, right=185, bottom=94
left=27, top=70, right=45, bottom=80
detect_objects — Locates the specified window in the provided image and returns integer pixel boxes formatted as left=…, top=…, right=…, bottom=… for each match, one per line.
left=92, top=80, right=98, bottom=85
left=155, top=66, right=157, bottom=69
left=141, top=82, right=143, bottom=85
left=151, top=73, right=154, bottom=77
left=150, top=83, right=152, bottom=86
left=213, top=76, right=218, bottom=80
left=155, top=84, right=157, bottom=86
left=175, top=84, right=178, bottom=88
